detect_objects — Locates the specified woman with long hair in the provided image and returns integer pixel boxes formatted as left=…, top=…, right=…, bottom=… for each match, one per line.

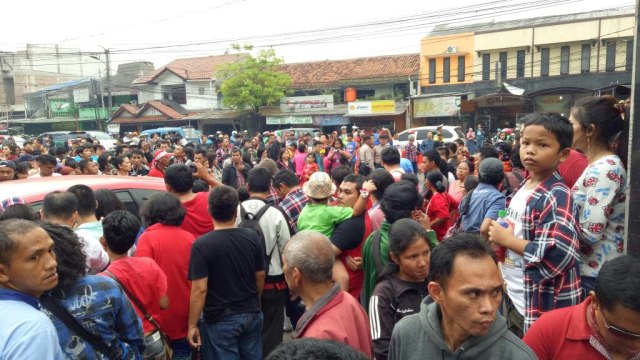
left=95, top=188, right=126, bottom=220
left=40, top=223, right=144, bottom=359
left=97, top=153, right=114, bottom=175
left=206, top=149, right=223, bottom=182
left=368, top=219, right=432, bottom=360
left=569, top=95, right=627, bottom=294
left=424, top=170, right=459, bottom=242
left=325, top=138, right=351, bottom=174
left=277, top=147, right=295, bottom=171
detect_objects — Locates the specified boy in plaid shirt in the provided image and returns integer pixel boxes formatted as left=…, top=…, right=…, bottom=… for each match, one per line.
left=489, top=113, right=581, bottom=335
left=404, top=134, right=418, bottom=174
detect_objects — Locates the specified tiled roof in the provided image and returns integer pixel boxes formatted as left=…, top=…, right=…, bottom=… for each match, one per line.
left=141, top=100, right=187, bottom=119
left=279, top=53, right=420, bottom=89
left=133, top=54, right=248, bottom=84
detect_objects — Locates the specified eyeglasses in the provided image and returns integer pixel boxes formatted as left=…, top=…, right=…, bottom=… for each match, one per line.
left=600, top=309, right=640, bottom=340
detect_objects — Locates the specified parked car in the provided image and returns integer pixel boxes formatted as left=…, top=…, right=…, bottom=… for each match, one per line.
left=0, top=175, right=166, bottom=217
left=394, top=126, right=465, bottom=151
left=140, top=126, right=203, bottom=144
left=0, top=134, right=25, bottom=148
left=37, top=131, right=89, bottom=149
left=86, top=131, right=117, bottom=151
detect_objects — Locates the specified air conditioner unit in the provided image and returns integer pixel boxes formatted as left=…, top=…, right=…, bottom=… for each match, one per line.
left=446, top=46, right=458, bottom=54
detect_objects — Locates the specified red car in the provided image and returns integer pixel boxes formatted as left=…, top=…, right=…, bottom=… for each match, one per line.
left=0, top=175, right=166, bottom=215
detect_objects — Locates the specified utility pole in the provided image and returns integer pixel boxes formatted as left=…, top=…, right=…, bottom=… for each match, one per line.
left=105, top=48, right=113, bottom=117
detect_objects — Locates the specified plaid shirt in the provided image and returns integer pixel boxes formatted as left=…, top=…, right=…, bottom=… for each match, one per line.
left=404, top=142, right=418, bottom=163
left=43, top=275, right=144, bottom=359
left=279, top=187, right=308, bottom=234
left=519, top=171, right=582, bottom=332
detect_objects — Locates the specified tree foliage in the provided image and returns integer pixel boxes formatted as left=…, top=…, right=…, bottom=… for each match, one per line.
left=217, top=45, right=292, bottom=111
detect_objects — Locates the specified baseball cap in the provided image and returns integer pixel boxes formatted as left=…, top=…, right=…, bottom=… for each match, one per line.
left=153, top=150, right=172, bottom=162
left=479, top=158, right=504, bottom=178
left=0, top=160, right=16, bottom=170
left=303, top=172, right=336, bottom=200
left=0, top=197, right=26, bottom=212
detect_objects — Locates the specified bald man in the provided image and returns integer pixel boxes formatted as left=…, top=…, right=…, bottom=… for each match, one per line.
left=283, top=231, right=372, bottom=358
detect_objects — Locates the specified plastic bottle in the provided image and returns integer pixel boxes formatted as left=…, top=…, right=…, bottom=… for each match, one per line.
left=494, top=210, right=509, bottom=262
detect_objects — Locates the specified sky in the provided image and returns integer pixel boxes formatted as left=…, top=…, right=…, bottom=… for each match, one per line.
left=0, top=0, right=636, bottom=70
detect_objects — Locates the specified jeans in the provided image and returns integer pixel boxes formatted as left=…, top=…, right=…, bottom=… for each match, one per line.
left=199, top=312, right=263, bottom=360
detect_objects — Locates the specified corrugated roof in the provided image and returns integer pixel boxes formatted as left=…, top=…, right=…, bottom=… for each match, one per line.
left=279, top=53, right=420, bottom=88
left=132, top=54, right=248, bottom=84
left=428, top=6, right=634, bottom=36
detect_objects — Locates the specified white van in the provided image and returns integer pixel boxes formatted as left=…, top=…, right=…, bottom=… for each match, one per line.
left=394, top=126, right=465, bottom=151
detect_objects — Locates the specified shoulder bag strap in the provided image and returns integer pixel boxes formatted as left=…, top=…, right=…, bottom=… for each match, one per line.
left=40, top=295, right=120, bottom=360
left=104, top=271, right=162, bottom=332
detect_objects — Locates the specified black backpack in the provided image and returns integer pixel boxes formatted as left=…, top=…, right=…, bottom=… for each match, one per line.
left=239, top=201, right=278, bottom=275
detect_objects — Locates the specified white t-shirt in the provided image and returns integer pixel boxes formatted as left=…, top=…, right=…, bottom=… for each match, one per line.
left=501, top=187, right=533, bottom=316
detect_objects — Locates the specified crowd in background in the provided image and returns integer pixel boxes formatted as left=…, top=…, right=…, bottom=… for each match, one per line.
left=1, top=95, right=638, bottom=360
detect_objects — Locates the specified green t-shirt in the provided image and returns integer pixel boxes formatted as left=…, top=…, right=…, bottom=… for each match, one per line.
left=361, top=221, right=391, bottom=312
left=297, top=203, right=353, bottom=237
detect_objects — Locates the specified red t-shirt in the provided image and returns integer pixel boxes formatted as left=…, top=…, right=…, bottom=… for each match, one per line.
left=100, top=257, right=167, bottom=334
left=180, top=192, right=214, bottom=238
left=136, top=223, right=195, bottom=340
left=558, top=149, right=588, bottom=188
left=427, top=192, right=459, bottom=241
left=147, top=166, right=164, bottom=178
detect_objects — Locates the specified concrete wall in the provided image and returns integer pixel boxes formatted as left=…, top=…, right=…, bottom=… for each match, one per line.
left=420, top=32, right=475, bottom=86
left=185, top=80, right=217, bottom=110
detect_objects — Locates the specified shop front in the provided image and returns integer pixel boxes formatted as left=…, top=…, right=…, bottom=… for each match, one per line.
left=473, top=93, right=531, bottom=130
left=345, top=100, right=407, bottom=132
left=411, top=95, right=464, bottom=128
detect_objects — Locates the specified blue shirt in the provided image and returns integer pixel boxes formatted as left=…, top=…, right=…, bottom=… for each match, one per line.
left=460, top=183, right=506, bottom=232
left=44, top=275, right=144, bottom=360
left=0, top=299, right=64, bottom=359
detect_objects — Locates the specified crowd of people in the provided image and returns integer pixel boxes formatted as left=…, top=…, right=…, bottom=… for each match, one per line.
left=1, top=94, right=638, bottom=360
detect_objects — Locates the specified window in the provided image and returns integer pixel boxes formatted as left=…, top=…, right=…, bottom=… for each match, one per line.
left=482, top=54, right=490, bottom=80
left=516, top=50, right=525, bottom=78
left=443, top=57, right=450, bottom=83
left=162, top=85, right=186, bottom=104
left=581, top=44, right=591, bottom=73
left=560, top=46, right=570, bottom=75
left=356, top=89, right=375, bottom=100
left=198, top=87, right=205, bottom=95
left=540, top=48, right=550, bottom=76
left=606, top=41, right=616, bottom=72
left=627, top=40, right=634, bottom=71
left=499, top=52, right=507, bottom=79
left=457, top=56, right=465, bottom=81
left=429, top=59, right=436, bottom=84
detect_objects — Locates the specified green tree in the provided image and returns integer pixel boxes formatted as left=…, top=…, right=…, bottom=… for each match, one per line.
left=217, top=45, right=292, bottom=117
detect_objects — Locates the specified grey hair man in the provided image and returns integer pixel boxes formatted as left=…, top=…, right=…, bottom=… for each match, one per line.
left=283, top=231, right=373, bottom=358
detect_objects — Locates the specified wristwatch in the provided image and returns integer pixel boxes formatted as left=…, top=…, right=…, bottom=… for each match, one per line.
left=360, top=190, right=369, bottom=198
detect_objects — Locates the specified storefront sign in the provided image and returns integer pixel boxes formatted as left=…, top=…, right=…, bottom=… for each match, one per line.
left=413, top=96, right=460, bottom=118
left=73, top=88, right=90, bottom=103
left=475, top=95, right=525, bottom=107
left=313, top=115, right=348, bottom=126
left=347, top=100, right=396, bottom=115
left=266, top=116, right=313, bottom=125
left=534, top=95, right=570, bottom=114
left=280, top=95, right=334, bottom=112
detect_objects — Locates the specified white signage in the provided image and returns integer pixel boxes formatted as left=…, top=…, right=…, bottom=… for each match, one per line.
left=73, top=88, right=91, bottom=103
left=107, top=123, right=120, bottom=134
left=280, top=95, right=334, bottom=112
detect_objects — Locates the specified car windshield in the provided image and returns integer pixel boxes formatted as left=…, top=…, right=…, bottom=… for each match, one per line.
left=90, top=132, right=112, bottom=140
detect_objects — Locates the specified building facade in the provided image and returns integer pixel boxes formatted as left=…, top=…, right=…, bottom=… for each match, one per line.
left=416, top=7, right=634, bottom=130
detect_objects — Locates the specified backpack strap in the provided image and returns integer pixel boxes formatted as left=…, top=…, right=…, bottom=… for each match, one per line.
left=41, top=295, right=121, bottom=360
left=371, top=231, right=385, bottom=276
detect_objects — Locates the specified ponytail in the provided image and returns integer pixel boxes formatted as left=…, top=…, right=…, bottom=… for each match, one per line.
left=426, top=170, right=446, bottom=193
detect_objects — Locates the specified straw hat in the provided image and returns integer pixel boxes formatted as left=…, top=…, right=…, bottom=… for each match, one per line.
left=302, top=172, right=336, bottom=200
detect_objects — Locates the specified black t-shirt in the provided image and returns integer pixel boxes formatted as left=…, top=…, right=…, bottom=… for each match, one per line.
left=188, top=228, right=265, bottom=322
left=330, top=215, right=365, bottom=252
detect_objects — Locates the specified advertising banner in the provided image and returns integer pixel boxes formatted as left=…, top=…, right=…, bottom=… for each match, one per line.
left=413, top=96, right=460, bottom=117
left=73, top=88, right=91, bottom=103
left=266, top=116, right=313, bottom=125
left=280, top=95, right=334, bottom=112
left=347, top=100, right=396, bottom=115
